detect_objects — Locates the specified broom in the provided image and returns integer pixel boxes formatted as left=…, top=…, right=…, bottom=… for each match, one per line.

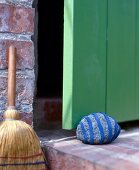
left=0, top=46, right=47, bottom=170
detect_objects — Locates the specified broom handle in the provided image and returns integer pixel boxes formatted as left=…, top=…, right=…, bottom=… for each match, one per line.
left=8, top=46, right=16, bottom=107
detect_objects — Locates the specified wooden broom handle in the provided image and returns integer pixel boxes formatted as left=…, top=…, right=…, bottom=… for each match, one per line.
left=8, top=46, right=17, bottom=107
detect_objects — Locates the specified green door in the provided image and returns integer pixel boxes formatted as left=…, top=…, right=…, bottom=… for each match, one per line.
left=63, top=0, right=139, bottom=129
left=107, top=0, right=139, bottom=122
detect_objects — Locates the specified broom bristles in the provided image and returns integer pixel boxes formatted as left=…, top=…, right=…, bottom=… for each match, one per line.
left=0, top=109, right=47, bottom=170
left=1, top=46, right=47, bottom=169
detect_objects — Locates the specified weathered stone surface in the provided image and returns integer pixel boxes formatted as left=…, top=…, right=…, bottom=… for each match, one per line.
left=0, top=32, right=31, bottom=41
left=0, top=0, right=33, bottom=7
left=0, top=39, right=34, bottom=69
left=40, top=128, right=139, bottom=170
left=0, top=70, right=34, bottom=125
left=21, top=112, right=33, bottom=126
left=0, top=4, right=34, bottom=34
left=0, top=70, right=35, bottom=111
left=8, top=0, right=33, bottom=7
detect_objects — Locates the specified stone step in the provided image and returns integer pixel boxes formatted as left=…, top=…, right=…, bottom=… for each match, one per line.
left=38, top=128, right=139, bottom=170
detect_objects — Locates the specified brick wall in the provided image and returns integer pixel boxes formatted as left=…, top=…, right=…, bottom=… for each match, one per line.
left=0, top=0, right=35, bottom=125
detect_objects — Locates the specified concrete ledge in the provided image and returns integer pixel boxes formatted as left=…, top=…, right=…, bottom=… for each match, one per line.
left=38, top=128, right=139, bottom=170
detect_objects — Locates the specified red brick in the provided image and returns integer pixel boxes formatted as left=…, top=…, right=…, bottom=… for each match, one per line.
left=44, top=146, right=106, bottom=170
left=34, top=98, right=62, bottom=129
left=0, top=4, right=34, bottom=33
left=0, top=40, right=34, bottom=69
left=113, top=159, right=139, bottom=170
left=97, top=144, right=139, bottom=155
left=44, top=98, right=62, bottom=122
left=0, top=71, right=34, bottom=108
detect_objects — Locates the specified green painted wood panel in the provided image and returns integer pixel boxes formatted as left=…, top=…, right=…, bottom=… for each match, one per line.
left=107, top=0, right=139, bottom=121
left=63, top=0, right=107, bottom=129
left=63, top=0, right=74, bottom=129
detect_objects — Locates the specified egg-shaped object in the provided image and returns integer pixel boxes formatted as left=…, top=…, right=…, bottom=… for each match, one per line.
left=76, top=112, right=121, bottom=144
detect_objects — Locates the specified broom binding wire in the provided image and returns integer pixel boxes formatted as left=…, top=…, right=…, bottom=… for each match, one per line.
left=4, top=109, right=20, bottom=120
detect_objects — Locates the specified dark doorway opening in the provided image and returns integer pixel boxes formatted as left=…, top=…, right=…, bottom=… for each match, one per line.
left=35, top=1, right=64, bottom=129
left=37, top=1, right=64, bottom=97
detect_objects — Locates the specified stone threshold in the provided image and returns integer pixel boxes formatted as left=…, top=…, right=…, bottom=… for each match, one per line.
left=38, top=128, right=139, bottom=170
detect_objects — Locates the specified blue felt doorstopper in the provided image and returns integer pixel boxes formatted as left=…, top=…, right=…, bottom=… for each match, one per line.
left=76, top=112, right=121, bottom=144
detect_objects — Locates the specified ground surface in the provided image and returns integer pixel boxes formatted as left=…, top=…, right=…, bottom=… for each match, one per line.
left=38, top=127, right=139, bottom=170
